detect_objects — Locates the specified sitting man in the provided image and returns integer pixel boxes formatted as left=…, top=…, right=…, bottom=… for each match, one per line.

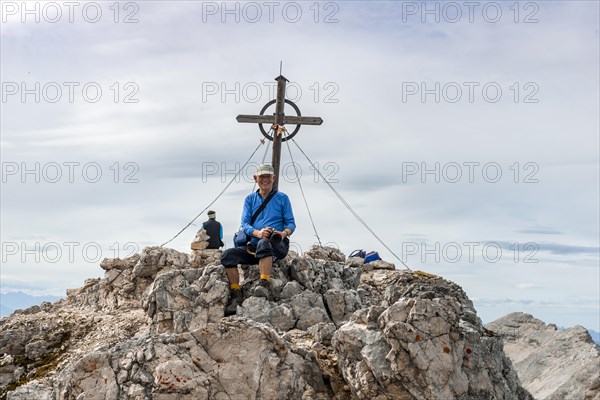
left=221, top=163, right=295, bottom=316
left=202, top=210, right=224, bottom=249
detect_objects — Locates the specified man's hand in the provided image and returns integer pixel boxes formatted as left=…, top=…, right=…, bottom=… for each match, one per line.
left=254, top=228, right=291, bottom=240
left=255, top=228, right=272, bottom=239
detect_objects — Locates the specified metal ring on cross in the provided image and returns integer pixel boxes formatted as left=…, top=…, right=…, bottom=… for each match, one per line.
left=259, top=99, right=302, bottom=142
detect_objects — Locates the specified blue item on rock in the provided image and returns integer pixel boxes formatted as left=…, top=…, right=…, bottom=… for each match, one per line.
left=364, top=251, right=382, bottom=263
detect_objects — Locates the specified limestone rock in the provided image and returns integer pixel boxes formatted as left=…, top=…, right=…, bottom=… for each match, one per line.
left=0, top=358, right=23, bottom=388
left=487, top=312, right=600, bottom=400
left=1, top=245, right=536, bottom=400
left=192, top=228, right=211, bottom=243
left=368, top=259, right=395, bottom=270
left=345, top=256, right=364, bottom=268
left=56, top=351, right=119, bottom=399
left=190, top=248, right=222, bottom=268
left=51, top=319, right=329, bottom=399
left=234, top=258, right=362, bottom=334
left=6, top=382, right=53, bottom=400
left=100, top=254, right=140, bottom=271
left=290, top=257, right=362, bottom=294
left=143, top=264, right=229, bottom=334
left=133, top=246, right=190, bottom=278
left=333, top=296, right=533, bottom=400
left=189, top=229, right=223, bottom=268
left=324, top=289, right=362, bottom=327
left=67, top=247, right=187, bottom=311
left=303, top=245, right=346, bottom=262
left=191, top=240, right=209, bottom=250
left=280, top=281, right=303, bottom=299
left=1, top=307, right=147, bottom=400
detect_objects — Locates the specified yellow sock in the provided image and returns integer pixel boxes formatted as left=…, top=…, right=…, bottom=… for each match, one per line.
left=260, top=274, right=270, bottom=281
left=230, top=283, right=240, bottom=290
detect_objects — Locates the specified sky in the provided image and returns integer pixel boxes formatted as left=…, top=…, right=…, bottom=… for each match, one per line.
left=1, top=1, right=598, bottom=332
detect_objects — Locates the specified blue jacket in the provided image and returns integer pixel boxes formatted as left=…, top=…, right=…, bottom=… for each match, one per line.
left=241, top=190, right=295, bottom=241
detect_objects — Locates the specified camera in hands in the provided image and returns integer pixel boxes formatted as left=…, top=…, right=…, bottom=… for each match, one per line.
left=268, top=228, right=282, bottom=244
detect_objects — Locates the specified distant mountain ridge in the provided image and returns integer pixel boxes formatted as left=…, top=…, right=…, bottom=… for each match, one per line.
left=0, top=291, right=62, bottom=318
left=487, top=312, right=600, bottom=400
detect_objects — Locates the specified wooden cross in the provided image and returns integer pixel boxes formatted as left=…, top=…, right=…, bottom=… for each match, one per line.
left=236, top=75, right=323, bottom=190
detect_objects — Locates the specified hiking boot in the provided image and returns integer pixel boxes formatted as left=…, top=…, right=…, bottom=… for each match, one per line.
left=253, top=279, right=272, bottom=300
left=224, top=289, right=242, bottom=316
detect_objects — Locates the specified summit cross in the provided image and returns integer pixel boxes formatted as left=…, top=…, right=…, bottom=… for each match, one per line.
left=236, top=74, right=323, bottom=190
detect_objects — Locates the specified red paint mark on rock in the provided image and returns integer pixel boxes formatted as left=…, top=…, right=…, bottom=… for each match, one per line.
left=466, top=348, right=472, bottom=354
left=415, top=335, right=421, bottom=342
left=443, top=346, right=451, bottom=353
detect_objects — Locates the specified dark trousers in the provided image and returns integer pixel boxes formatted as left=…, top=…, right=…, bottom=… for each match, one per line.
left=221, top=238, right=289, bottom=268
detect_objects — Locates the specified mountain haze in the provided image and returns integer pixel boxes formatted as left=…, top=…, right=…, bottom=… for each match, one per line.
left=0, top=292, right=62, bottom=318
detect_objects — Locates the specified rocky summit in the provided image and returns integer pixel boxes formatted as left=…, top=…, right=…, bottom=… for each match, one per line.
left=1, top=241, right=535, bottom=400
left=487, top=312, right=600, bottom=400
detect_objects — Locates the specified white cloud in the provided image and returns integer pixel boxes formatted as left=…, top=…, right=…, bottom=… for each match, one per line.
left=1, top=0, right=598, bottom=331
